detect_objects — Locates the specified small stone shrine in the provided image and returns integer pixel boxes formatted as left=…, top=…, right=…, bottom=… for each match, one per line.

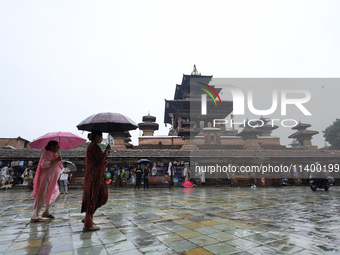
left=288, top=122, right=319, bottom=150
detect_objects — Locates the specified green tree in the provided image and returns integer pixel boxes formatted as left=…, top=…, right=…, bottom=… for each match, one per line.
left=323, top=118, right=340, bottom=149
left=101, top=134, right=114, bottom=146
left=76, top=142, right=90, bottom=149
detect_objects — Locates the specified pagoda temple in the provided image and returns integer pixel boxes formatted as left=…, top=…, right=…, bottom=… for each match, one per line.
left=251, top=116, right=279, bottom=136
left=110, top=131, right=132, bottom=149
left=138, top=113, right=159, bottom=136
left=237, top=120, right=263, bottom=150
left=143, top=65, right=285, bottom=149
left=288, top=122, right=319, bottom=150
left=164, top=65, right=233, bottom=135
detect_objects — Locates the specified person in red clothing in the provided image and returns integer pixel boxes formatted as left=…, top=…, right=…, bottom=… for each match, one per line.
left=81, top=130, right=111, bottom=231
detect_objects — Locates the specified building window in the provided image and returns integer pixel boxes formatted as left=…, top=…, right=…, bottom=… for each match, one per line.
left=18, top=141, right=24, bottom=147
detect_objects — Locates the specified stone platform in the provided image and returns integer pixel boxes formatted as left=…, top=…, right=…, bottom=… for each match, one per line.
left=0, top=186, right=340, bottom=254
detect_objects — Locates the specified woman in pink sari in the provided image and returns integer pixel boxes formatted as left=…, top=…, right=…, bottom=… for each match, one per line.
left=31, top=141, right=62, bottom=222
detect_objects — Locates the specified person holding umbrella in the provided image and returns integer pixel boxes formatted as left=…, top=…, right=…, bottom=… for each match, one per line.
left=133, top=164, right=143, bottom=191
left=30, top=141, right=63, bottom=222
left=81, top=129, right=111, bottom=231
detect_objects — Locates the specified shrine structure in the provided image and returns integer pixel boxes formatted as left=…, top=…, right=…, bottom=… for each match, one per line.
left=288, top=122, right=319, bottom=150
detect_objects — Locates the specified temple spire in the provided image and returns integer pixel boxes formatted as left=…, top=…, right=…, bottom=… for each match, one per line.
left=138, top=113, right=159, bottom=136
left=191, top=64, right=201, bottom=75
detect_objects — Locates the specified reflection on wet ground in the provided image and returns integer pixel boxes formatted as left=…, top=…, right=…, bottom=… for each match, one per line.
left=0, top=186, right=340, bottom=254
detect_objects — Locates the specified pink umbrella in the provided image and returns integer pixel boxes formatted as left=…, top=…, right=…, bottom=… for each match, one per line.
left=29, top=132, right=86, bottom=150
left=182, top=180, right=194, bottom=188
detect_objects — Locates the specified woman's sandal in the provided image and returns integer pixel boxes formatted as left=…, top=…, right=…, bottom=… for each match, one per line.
left=42, top=213, right=55, bottom=219
left=30, top=218, right=46, bottom=223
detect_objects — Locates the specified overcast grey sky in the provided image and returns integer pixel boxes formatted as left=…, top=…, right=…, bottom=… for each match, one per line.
left=1, top=1, right=339, bottom=148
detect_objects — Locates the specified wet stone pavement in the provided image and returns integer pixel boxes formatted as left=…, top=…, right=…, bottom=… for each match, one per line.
left=0, top=186, right=340, bottom=255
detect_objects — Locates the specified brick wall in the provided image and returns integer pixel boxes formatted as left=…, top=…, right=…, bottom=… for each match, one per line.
left=0, top=138, right=27, bottom=149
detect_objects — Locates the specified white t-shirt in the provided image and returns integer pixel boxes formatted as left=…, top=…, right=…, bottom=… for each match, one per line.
left=60, top=167, right=69, bottom=180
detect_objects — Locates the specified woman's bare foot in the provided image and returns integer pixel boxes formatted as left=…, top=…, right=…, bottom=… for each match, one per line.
left=83, top=225, right=100, bottom=231
left=42, top=213, right=55, bottom=218
left=30, top=218, right=46, bottom=223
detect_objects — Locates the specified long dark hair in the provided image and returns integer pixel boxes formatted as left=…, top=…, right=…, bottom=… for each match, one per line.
left=45, top=141, right=58, bottom=151
left=88, top=129, right=102, bottom=141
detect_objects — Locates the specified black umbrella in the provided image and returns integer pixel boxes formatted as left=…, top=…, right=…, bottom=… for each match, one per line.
left=77, top=112, right=138, bottom=133
left=137, top=159, right=150, bottom=164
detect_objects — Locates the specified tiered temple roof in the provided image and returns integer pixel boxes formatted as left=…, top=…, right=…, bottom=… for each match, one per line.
left=288, top=122, right=319, bottom=150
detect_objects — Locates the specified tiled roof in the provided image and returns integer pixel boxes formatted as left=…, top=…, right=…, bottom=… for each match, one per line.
left=1, top=148, right=340, bottom=160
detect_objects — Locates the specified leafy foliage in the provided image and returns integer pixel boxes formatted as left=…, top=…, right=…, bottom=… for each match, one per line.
left=323, top=118, right=340, bottom=149
left=102, top=134, right=114, bottom=146
left=76, top=142, right=90, bottom=149
left=120, top=170, right=127, bottom=181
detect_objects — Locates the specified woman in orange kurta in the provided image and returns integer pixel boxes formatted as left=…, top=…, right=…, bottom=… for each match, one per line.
left=81, top=130, right=111, bottom=231
left=31, top=141, right=63, bottom=222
